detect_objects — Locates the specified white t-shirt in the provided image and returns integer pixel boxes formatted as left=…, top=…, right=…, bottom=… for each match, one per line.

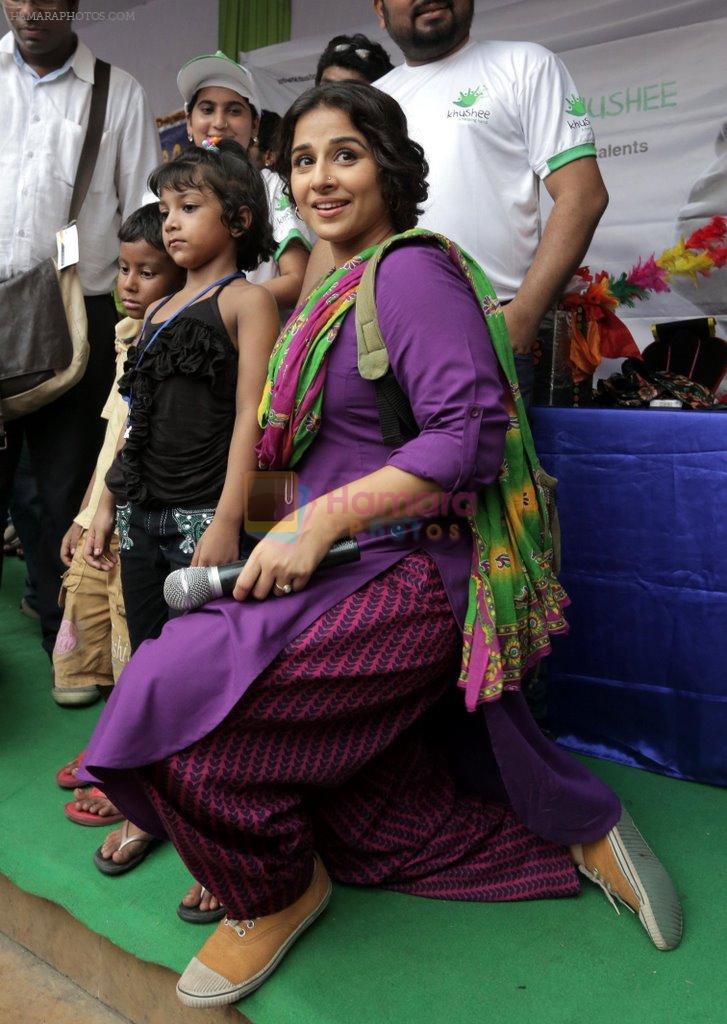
left=376, top=40, right=597, bottom=300
left=247, top=168, right=313, bottom=285
left=673, top=122, right=727, bottom=316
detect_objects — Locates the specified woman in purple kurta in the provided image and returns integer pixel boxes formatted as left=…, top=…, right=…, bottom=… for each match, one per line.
left=82, top=240, right=618, bottom=843
left=81, top=82, right=681, bottom=1009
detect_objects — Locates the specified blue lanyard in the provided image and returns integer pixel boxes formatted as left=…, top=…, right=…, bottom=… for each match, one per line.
left=125, top=272, right=243, bottom=414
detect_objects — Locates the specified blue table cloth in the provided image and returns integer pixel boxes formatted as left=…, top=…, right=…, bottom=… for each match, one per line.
left=530, top=407, right=727, bottom=786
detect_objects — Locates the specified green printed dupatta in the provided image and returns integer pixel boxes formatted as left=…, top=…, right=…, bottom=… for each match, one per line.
left=257, top=229, right=568, bottom=711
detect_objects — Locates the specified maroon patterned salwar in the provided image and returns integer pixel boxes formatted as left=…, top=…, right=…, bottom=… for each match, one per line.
left=140, top=554, right=579, bottom=919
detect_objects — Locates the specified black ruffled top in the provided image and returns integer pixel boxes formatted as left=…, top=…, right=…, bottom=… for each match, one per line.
left=110, top=297, right=238, bottom=508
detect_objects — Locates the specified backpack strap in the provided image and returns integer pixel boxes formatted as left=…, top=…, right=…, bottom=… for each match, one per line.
left=355, top=246, right=391, bottom=383
left=355, top=234, right=445, bottom=447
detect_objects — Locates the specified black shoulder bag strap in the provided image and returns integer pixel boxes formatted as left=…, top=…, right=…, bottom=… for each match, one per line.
left=69, top=58, right=111, bottom=223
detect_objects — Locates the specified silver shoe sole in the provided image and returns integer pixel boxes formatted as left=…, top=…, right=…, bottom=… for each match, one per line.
left=597, top=807, right=683, bottom=951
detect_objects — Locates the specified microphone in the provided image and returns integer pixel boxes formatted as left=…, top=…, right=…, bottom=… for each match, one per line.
left=164, top=537, right=360, bottom=611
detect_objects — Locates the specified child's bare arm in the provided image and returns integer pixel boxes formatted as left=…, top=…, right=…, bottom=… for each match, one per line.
left=192, top=285, right=279, bottom=567
left=82, top=418, right=128, bottom=571
left=60, top=469, right=98, bottom=565
left=261, top=240, right=309, bottom=310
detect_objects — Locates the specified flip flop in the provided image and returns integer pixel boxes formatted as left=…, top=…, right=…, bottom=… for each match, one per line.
left=177, top=888, right=226, bottom=924
left=93, top=820, right=158, bottom=876
left=64, top=788, right=125, bottom=827
left=56, top=750, right=86, bottom=789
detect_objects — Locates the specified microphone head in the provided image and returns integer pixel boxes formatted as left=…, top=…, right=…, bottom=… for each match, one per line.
left=164, top=566, right=215, bottom=611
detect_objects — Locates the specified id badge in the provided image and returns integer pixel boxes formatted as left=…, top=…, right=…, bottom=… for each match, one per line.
left=56, top=222, right=80, bottom=270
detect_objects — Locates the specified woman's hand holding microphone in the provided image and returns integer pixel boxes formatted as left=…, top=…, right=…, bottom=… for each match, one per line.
left=233, top=499, right=342, bottom=601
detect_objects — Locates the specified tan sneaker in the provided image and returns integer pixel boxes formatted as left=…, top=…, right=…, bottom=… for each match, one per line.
left=176, top=854, right=332, bottom=1008
left=573, top=807, right=683, bottom=951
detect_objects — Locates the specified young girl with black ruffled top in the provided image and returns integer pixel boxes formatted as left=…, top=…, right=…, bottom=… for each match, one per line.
left=85, top=141, right=279, bottom=652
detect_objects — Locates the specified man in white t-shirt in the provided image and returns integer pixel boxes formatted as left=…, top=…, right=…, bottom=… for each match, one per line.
left=372, top=0, right=608, bottom=401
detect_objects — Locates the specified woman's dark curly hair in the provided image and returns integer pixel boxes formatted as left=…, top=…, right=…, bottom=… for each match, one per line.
left=277, top=83, right=428, bottom=234
left=315, top=33, right=394, bottom=85
left=148, top=139, right=274, bottom=272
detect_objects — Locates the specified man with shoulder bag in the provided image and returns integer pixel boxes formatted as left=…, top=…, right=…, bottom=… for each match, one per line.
left=0, top=0, right=160, bottom=665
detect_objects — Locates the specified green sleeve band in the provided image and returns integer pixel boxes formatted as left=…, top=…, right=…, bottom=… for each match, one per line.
left=274, top=229, right=312, bottom=263
left=546, top=143, right=598, bottom=174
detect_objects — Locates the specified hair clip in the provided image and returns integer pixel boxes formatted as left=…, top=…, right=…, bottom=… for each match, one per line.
left=333, top=43, right=351, bottom=52
left=355, top=49, right=371, bottom=60
left=202, top=136, right=222, bottom=152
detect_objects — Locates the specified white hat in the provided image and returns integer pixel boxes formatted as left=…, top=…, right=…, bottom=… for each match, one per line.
left=177, top=51, right=262, bottom=115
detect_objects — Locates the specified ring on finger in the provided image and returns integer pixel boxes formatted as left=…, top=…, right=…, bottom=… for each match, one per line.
left=273, top=581, right=293, bottom=596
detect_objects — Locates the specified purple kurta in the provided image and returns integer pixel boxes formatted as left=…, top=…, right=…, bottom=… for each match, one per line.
left=81, top=246, right=619, bottom=842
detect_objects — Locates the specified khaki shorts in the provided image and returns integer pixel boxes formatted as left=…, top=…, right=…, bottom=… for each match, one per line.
left=52, top=531, right=130, bottom=690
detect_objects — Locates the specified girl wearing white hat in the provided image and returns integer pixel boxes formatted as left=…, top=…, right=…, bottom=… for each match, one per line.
left=179, top=51, right=312, bottom=313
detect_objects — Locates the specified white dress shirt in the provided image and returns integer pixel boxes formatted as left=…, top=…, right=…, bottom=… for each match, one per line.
left=0, top=32, right=161, bottom=295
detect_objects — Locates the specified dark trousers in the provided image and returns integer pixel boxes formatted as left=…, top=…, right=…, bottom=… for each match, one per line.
left=118, top=503, right=216, bottom=652
left=514, top=353, right=535, bottom=408
left=8, top=441, right=42, bottom=608
left=139, top=553, right=579, bottom=920
left=0, top=295, right=117, bottom=655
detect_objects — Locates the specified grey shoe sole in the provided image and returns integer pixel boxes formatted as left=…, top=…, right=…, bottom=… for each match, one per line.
left=605, top=807, right=683, bottom=951
left=52, top=686, right=100, bottom=707
left=176, top=882, right=332, bottom=1008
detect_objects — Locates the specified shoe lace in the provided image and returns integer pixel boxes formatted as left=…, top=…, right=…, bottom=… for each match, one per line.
left=578, top=865, right=635, bottom=917
left=225, top=917, right=256, bottom=938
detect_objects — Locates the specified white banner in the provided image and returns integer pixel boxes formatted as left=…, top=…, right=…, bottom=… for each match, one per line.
left=558, top=18, right=727, bottom=322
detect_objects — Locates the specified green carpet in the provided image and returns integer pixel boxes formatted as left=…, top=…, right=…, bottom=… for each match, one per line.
left=1, top=555, right=724, bottom=1024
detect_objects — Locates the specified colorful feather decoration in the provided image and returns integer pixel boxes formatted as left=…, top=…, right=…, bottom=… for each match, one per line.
left=684, top=215, right=727, bottom=253
left=626, top=256, right=670, bottom=294
left=559, top=215, right=726, bottom=377
left=608, top=272, right=648, bottom=307
left=656, top=241, right=714, bottom=282
left=565, top=215, right=727, bottom=308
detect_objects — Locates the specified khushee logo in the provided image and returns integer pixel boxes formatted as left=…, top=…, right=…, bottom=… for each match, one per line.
left=275, top=194, right=291, bottom=212
left=449, top=85, right=491, bottom=123
left=565, top=94, right=591, bottom=130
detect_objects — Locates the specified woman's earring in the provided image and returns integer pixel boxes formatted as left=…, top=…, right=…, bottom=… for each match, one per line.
left=187, top=133, right=193, bottom=142
left=251, top=137, right=259, bottom=146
